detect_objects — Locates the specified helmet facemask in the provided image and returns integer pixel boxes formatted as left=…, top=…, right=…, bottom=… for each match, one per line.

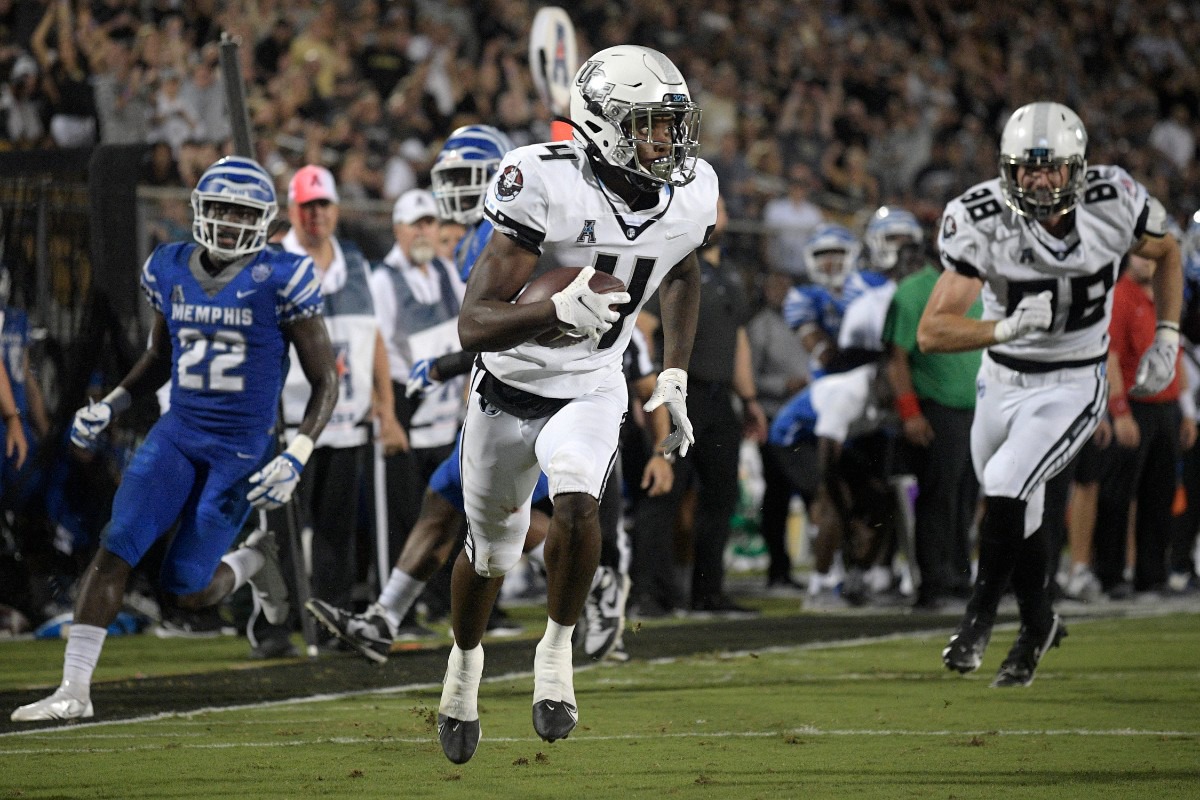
left=192, top=195, right=275, bottom=262
left=998, top=151, right=1087, bottom=221
left=609, top=101, right=702, bottom=190
left=431, top=159, right=493, bottom=226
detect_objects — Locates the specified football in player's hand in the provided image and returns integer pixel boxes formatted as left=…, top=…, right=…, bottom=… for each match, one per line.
left=517, top=267, right=626, bottom=346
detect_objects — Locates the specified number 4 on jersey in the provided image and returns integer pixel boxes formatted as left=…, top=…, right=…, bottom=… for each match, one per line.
left=591, top=252, right=656, bottom=349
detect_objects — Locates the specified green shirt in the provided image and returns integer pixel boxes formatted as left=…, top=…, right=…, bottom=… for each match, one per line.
left=882, top=265, right=983, bottom=410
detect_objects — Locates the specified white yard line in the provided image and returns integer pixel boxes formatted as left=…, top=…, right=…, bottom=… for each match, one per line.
left=3, top=726, right=1198, bottom=756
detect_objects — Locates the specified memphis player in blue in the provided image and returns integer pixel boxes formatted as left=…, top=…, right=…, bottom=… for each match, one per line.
left=12, top=157, right=339, bottom=722
left=783, top=223, right=867, bottom=377
left=0, top=267, right=43, bottom=483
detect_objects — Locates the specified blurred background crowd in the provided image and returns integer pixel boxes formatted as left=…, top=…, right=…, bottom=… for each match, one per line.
left=2, top=0, right=1198, bottom=234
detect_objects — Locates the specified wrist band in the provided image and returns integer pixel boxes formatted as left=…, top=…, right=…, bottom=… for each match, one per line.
left=1109, top=394, right=1131, bottom=417
left=1180, top=390, right=1197, bottom=422
left=285, top=434, right=315, bottom=467
left=102, top=386, right=132, bottom=414
left=895, top=392, right=922, bottom=422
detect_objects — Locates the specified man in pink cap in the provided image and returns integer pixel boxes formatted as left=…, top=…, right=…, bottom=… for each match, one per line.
left=258, top=164, right=405, bottom=654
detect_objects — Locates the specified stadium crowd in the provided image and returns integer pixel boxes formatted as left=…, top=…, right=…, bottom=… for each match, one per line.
left=1, top=0, right=1199, bottom=654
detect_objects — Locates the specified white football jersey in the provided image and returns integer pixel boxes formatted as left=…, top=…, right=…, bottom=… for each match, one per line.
left=938, top=166, right=1165, bottom=365
left=838, top=280, right=897, bottom=351
left=480, top=140, right=719, bottom=397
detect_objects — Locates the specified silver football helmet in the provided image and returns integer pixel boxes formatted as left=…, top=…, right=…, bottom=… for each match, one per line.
left=998, top=102, right=1088, bottom=220
left=864, top=206, right=922, bottom=272
left=569, top=44, right=701, bottom=189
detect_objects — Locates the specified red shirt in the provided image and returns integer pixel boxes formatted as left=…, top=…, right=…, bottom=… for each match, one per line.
left=1109, top=272, right=1180, bottom=403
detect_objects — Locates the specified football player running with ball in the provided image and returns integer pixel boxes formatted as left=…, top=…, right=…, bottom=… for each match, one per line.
left=436, top=45, right=717, bottom=763
left=918, top=102, right=1182, bottom=688
left=11, top=157, right=338, bottom=722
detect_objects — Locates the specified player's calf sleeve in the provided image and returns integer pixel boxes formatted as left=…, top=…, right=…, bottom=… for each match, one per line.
left=965, top=496, right=1027, bottom=625
left=1010, top=525, right=1055, bottom=633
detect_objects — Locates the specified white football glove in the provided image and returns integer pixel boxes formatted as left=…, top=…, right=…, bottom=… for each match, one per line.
left=1131, top=322, right=1180, bottom=397
left=405, top=358, right=439, bottom=398
left=643, top=368, right=694, bottom=459
left=247, top=435, right=313, bottom=510
left=550, top=266, right=631, bottom=344
left=994, top=290, right=1053, bottom=343
left=69, top=387, right=131, bottom=450
left=70, top=402, right=114, bottom=450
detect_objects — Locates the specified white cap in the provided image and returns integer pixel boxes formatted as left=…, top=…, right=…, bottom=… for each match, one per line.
left=392, top=189, right=438, bottom=224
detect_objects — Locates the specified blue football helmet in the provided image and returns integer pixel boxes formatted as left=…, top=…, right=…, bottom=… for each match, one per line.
left=1185, top=209, right=1200, bottom=285
left=191, top=156, right=278, bottom=261
left=864, top=206, right=923, bottom=272
left=431, top=125, right=514, bottom=225
left=802, top=223, right=860, bottom=289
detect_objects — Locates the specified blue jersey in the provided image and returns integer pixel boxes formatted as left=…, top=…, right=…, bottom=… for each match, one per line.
left=768, top=387, right=817, bottom=447
left=141, top=242, right=322, bottom=434
left=783, top=284, right=844, bottom=339
left=0, top=307, right=31, bottom=415
left=455, top=219, right=495, bottom=282
left=840, top=268, right=890, bottom=307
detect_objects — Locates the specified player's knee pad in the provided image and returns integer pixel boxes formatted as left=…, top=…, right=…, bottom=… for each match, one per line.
left=465, top=531, right=524, bottom=578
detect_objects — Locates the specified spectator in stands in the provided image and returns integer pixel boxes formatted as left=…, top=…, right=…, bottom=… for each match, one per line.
left=31, top=0, right=97, bottom=148
left=93, top=37, right=150, bottom=145
left=180, top=43, right=230, bottom=146
left=762, top=163, right=824, bottom=280
left=1, top=54, right=45, bottom=146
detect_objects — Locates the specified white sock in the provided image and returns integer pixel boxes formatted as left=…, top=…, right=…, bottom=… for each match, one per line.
left=221, top=547, right=264, bottom=592
left=62, top=624, right=107, bottom=696
left=533, top=631, right=576, bottom=706
left=439, top=642, right=484, bottom=721
left=808, top=572, right=830, bottom=596
left=541, top=618, right=574, bottom=648
left=377, top=568, right=425, bottom=629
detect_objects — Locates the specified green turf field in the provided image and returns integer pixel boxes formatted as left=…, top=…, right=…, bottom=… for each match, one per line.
left=2, top=608, right=1198, bottom=799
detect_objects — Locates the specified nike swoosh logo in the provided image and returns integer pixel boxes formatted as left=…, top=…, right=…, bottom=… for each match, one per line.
left=236, top=452, right=256, bottom=459
left=236, top=289, right=257, bottom=298
left=665, top=231, right=688, bottom=240
left=544, top=702, right=556, bottom=711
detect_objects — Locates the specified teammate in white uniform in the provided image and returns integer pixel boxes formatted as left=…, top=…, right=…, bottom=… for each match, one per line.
left=436, top=45, right=717, bottom=763
left=919, top=102, right=1183, bottom=687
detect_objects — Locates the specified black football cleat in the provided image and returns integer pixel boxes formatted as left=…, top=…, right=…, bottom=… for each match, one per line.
left=437, top=714, right=481, bottom=764
left=532, top=699, right=578, bottom=742
left=991, top=613, right=1067, bottom=688
left=943, top=615, right=993, bottom=674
